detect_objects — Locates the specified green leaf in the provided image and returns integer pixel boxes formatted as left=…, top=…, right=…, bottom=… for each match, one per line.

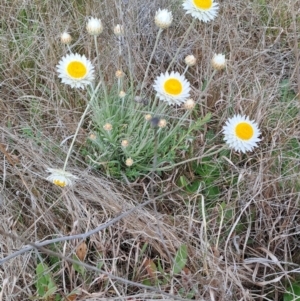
left=284, top=283, right=300, bottom=301
left=35, top=263, right=57, bottom=298
left=142, top=279, right=152, bottom=286
left=72, top=254, right=86, bottom=276
left=172, top=244, right=188, bottom=274
left=177, top=175, right=189, bottom=188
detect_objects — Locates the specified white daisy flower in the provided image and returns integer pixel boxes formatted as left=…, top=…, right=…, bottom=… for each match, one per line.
left=155, top=8, right=173, bottom=29
left=211, top=53, right=226, bottom=70
left=153, top=71, right=190, bottom=106
left=86, top=17, right=103, bottom=36
left=182, top=0, right=219, bottom=23
left=223, top=115, right=261, bottom=153
left=46, top=168, right=78, bottom=187
left=56, top=53, right=95, bottom=89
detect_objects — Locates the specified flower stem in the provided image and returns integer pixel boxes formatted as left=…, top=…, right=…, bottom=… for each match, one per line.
left=94, top=35, right=108, bottom=102
left=63, top=83, right=101, bottom=171
left=139, top=28, right=163, bottom=94
left=166, top=18, right=196, bottom=72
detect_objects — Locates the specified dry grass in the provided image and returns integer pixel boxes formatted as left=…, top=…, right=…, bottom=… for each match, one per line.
left=0, top=0, right=300, bottom=300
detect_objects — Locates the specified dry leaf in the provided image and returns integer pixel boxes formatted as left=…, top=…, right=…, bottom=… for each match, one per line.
left=66, top=294, right=77, bottom=301
left=143, top=258, right=157, bottom=279
left=76, top=242, right=87, bottom=261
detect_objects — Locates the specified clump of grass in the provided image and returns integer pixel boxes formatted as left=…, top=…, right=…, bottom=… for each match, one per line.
left=84, top=86, right=211, bottom=179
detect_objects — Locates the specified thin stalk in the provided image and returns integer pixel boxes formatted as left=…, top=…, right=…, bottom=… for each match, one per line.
left=117, top=35, right=124, bottom=92
left=183, top=65, right=189, bottom=75
left=150, top=126, right=174, bottom=265
left=63, top=83, right=101, bottom=171
left=203, top=69, right=217, bottom=94
left=166, top=18, right=196, bottom=72
left=93, top=35, right=108, bottom=102
left=139, top=28, right=163, bottom=94
left=201, top=194, right=209, bottom=275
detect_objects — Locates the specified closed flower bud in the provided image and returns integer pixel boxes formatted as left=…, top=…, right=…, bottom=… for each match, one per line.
left=60, top=32, right=72, bottom=44
left=144, top=114, right=152, bottom=121
left=158, top=118, right=167, bottom=128
left=121, top=140, right=129, bottom=147
left=115, top=70, right=124, bottom=78
left=114, top=24, right=124, bottom=36
left=155, top=8, right=173, bottom=29
left=103, top=123, right=112, bottom=131
left=86, top=17, right=103, bottom=36
left=184, top=98, right=196, bottom=110
left=211, top=53, right=226, bottom=70
left=119, top=90, right=126, bottom=98
left=184, top=55, right=197, bottom=67
left=125, top=158, right=134, bottom=167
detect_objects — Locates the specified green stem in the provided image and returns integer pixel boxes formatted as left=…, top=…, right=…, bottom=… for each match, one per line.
left=63, top=83, right=101, bottom=171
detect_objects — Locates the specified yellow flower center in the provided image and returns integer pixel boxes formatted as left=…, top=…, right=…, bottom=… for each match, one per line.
left=67, top=61, right=87, bottom=79
left=53, top=179, right=67, bottom=187
left=192, top=0, right=212, bottom=10
left=235, top=122, right=254, bottom=140
left=164, top=78, right=182, bottom=95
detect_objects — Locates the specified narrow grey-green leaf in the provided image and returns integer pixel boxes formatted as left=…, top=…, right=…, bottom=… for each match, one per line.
left=172, top=244, right=188, bottom=274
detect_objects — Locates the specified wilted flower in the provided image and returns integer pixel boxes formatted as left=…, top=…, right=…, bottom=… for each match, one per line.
left=56, top=53, right=95, bottom=89
left=86, top=17, right=103, bottom=35
left=46, top=168, right=78, bottom=187
left=155, top=8, right=173, bottom=29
